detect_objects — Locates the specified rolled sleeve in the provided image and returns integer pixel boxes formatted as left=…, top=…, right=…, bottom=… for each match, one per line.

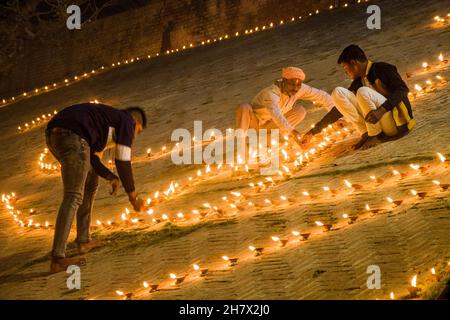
left=297, top=83, right=334, bottom=111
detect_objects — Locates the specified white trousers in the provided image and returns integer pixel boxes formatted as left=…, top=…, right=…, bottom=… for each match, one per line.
left=331, top=87, right=398, bottom=137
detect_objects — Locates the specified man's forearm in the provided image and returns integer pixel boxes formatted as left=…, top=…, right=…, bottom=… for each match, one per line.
left=115, top=159, right=135, bottom=193
left=308, top=106, right=343, bottom=135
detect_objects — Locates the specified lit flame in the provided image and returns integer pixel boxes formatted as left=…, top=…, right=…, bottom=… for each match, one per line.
left=390, top=292, right=394, bottom=300
left=193, top=264, right=200, bottom=271
left=271, top=236, right=280, bottom=242
left=365, top=204, right=371, bottom=211
left=411, top=275, right=417, bottom=288
left=414, top=84, right=423, bottom=92
left=386, top=197, right=394, bottom=203
left=410, top=190, right=418, bottom=196
left=116, top=290, right=124, bottom=296
left=438, top=53, right=444, bottom=62
left=169, top=273, right=177, bottom=279
left=431, top=267, right=436, bottom=275
left=342, top=214, right=349, bottom=219
left=315, top=221, right=324, bottom=227
left=437, top=152, right=446, bottom=163
left=222, top=255, right=229, bottom=261
left=344, top=180, right=352, bottom=188
left=143, top=281, right=149, bottom=288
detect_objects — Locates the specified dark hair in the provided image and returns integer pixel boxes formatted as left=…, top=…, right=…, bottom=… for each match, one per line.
left=337, top=45, right=368, bottom=64
left=125, top=106, right=147, bottom=129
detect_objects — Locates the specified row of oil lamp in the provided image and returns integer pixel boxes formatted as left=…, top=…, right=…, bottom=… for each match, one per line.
left=17, top=110, right=58, bottom=133
left=1, top=0, right=369, bottom=107
left=389, top=262, right=450, bottom=300
left=38, top=148, right=60, bottom=174
left=408, top=52, right=449, bottom=98
left=18, top=122, right=349, bottom=231
left=433, top=14, right=450, bottom=24
left=17, top=100, right=101, bottom=134
left=91, top=123, right=352, bottom=228
left=30, top=149, right=448, bottom=235
left=111, top=152, right=449, bottom=299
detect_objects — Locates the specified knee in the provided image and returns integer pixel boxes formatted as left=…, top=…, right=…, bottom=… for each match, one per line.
left=236, top=103, right=252, bottom=114
left=85, top=179, right=99, bottom=194
left=63, top=191, right=83, bottom=206
left=331, top=87, right=348, bottom=102
left=293, top=105, right=306, bottom=119
left=356, top=87, right=372, bottom=99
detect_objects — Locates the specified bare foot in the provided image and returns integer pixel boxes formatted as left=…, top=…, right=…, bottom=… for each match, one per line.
left=360, top=135, right=381, bottom=150
left=352, top=133, right=369, bottom=150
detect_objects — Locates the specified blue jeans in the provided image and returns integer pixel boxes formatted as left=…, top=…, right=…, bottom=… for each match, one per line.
left=46, top=128, right=99, bottom=258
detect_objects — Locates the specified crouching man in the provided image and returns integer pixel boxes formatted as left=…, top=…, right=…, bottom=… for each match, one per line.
left=45, top=102, right=146, bottom=273
left=236, top=66, right=335, bottom=156
left=302, top=45, right=415, bottom=150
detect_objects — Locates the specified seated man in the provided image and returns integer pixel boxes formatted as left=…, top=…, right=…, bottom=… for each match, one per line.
left=236, top=66, right=335, bottom=155
left=302, top=45, right=415, bottom=150
left=46, top=103, right=146, bottom=273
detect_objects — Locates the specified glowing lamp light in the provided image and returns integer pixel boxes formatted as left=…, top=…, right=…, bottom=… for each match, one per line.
left=411, top=275, right=417, bottom=287
left=386, top=197, right=402, bottom=207
left=222, top=255, right=238, bottom=266
left=390, top=292, right=394, bottom=300
left=437, top=152, right=447, bottom=163
left=407, top=274, right=421, bottom=298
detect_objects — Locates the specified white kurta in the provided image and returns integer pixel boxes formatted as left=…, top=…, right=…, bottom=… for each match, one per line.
left=251, top=82, right=334, bottom=132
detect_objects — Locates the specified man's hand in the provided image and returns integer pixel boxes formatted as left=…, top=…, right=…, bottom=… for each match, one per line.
left=290, top=129, right=303, bottom=147
left=365, top=107, right=386, bottom=124
left=299, top=132, right=314, bottom=150
left=109, top=178, right=120, bottom=196
left=128, top=191, right=145, bottom=212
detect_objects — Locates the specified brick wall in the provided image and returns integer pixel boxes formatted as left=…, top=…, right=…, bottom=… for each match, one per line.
left=1, top=0, right=358, bottom=97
